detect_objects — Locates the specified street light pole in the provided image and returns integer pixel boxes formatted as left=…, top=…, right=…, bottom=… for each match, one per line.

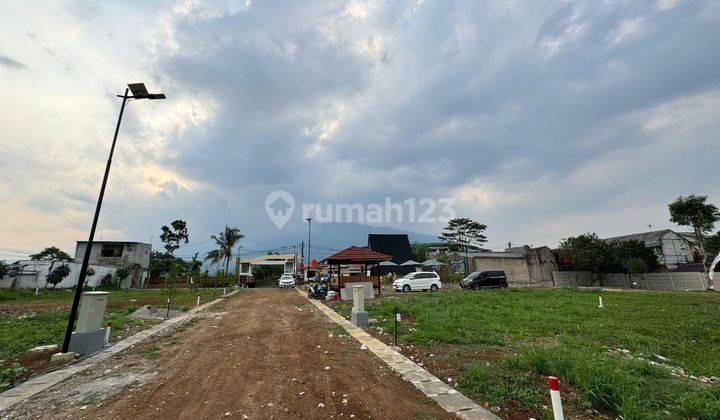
left=306, top=217, right=312, bottom=276
left=61, top=84, right=165, bottom=354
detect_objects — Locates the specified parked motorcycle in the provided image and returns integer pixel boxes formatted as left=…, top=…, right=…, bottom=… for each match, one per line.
left=307, top=282, right=328, bottom=300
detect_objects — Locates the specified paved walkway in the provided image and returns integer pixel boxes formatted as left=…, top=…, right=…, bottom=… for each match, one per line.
left=302, top=290, right=498, bottom=420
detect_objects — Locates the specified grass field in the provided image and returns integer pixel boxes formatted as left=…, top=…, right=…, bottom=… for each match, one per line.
left=329, top=287, right=720, bottom=419
left=0, top=287, right=222, bottom=361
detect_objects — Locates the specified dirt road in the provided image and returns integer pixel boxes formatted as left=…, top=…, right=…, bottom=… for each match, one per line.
left=4, top=289, right=450, bottom=419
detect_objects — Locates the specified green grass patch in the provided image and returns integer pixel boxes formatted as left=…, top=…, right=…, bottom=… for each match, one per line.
left=0, top=288, right=226, bottom=360
left=334, top=288, right=720, bottom=418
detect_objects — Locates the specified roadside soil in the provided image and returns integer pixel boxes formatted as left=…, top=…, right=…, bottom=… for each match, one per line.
left=2, top=289, right=451, bottom=419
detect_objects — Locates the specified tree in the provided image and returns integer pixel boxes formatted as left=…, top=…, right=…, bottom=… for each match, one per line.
left=30, top=246, right=73, bottom=262
left=624, top=257, right=648, bottom=278
left=559, top=233, right=616, bottom=285
left=669, top=195, right=720, bottom=289
left=149, top=251, right=187, bottom=278
left=0, top=261, right=7, bottom=280
left=559, top=234, right=659, bottom=286
left=438, top=218, right=487, bottom=275
left=211, top=226, right=244, bottom=276
left=46, top=264, right=71, bottom=288
left=705, top=232, right=720, bottom=261
left=615, top=239, right=659, bottom=272
left=410, top=243, right=430, bottom=263
left=159, top=220, right=189, bottom=255
left=204, top=249, right=221, bottom=265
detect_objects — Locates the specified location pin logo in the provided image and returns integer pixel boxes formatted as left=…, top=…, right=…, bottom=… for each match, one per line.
left=265, top=191, right=295, bottom=229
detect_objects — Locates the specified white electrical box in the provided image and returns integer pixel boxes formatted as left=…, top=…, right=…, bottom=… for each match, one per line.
left=76, top=291, right=109, bottom=333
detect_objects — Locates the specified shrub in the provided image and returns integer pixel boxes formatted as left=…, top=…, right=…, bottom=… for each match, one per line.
left=115, top=266, right=130, bottom=282
left=441, top=271, right=465, bottom=283
left=46, top=264, right=71, bottom=288
left=0, top=363, right=28, bottom=391
left=0, top=261, right=8, bottom=280
left=100, top=273, right=114, bottom=288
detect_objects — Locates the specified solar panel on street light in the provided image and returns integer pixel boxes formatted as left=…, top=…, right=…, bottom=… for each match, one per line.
left=127, top=83, right=149, bottom=98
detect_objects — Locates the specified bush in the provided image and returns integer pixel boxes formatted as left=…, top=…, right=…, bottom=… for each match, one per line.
left=441, top=271, right=465, bottom=283
left=0, top=363, right=28, bottom=391
left=46, top=264, right=71, bottom=288
left=0, top=261, right=8, bottom=280
left=100, top=273, right=114, bottom=288
left=115, top=266, right=130, bottom=282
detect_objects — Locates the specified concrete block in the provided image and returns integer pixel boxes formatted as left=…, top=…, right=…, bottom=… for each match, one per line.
left=416, top=379, right=454, bottom=396
left=50, top=352, right=77, bottom=363
left=68, top=328, right=108, bottom=356
left=431, top=393, right=479, bottom=412
left=455, top=408, right=501, bottom=420
left=340, top=282, right=375, bottom=300
left=351, top=309, right=368, bottom=327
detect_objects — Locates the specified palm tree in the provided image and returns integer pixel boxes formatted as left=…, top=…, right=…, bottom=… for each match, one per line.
left=204, top=249, right=221, bottom=265
left=211, top=226, right=244, bottom=276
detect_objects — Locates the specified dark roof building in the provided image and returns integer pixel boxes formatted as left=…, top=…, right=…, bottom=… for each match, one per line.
left=367, top=234, right=412, bottom=265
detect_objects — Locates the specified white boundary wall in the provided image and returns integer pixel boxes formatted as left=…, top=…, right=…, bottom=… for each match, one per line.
left=0, top=261, right=123, bottom=289
left=552, top=271, right=708, bottom=291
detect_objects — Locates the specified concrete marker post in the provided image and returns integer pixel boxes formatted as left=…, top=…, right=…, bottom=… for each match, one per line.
left=196, top=295, right=200, bottom=306
left=104, top=322, right=112, bottom=344
left=598, top=294, right=604, bottom=308
left=547, top=376, right=564, bottom=420
left=394, top=309, right=400, bottom=347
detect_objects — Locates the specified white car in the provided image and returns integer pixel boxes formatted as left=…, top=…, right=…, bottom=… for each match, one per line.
left=393, top=272, right=442, bottom=292
left=278, top=274, right=296, bottom=288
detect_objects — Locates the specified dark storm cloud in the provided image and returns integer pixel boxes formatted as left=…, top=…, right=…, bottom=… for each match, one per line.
left=85, top=0, right=720, bottom=246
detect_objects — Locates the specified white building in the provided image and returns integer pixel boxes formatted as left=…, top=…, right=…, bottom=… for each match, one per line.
left=74, top=241, right=151, bottom=286
left=604, top=229, right=695, bottom=269
left=0, top=260, right=118, bottom=289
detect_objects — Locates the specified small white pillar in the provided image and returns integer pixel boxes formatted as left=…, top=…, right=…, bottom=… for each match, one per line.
left=350, top=284, right=368, bottom=327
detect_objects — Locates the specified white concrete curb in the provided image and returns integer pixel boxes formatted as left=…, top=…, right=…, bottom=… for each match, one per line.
left=301, top=290, right=499, bottom=419
left=0, top=290, right=238, bottom=412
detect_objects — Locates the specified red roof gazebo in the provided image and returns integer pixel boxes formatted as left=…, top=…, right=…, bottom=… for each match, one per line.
left=320, top=246, right=392, bottom=294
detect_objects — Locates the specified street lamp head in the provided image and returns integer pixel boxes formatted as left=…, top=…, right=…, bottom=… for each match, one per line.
left=127, top=83, right=165, bottom=100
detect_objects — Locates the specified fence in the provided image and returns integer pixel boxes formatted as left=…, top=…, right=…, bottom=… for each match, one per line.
left=552, top=271, right=709, bottom=291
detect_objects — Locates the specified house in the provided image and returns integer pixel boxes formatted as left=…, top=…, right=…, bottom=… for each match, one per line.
left=367, top=234, right=412, bottom=264
left=444, top=245, right=558, bottom=286
left=367, top=234, right=420, bottom=275
left=603, top=230, right=695, bottom=269
left=74, top=241, right=151, bottom=286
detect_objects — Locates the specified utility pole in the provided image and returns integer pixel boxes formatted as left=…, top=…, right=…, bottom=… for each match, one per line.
left=301, top=241, right=305, bottom=280
left=306, top=217, right=312, bottom=269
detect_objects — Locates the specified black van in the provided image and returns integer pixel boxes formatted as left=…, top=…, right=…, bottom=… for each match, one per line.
left=460, top=271, right=508, bottom=289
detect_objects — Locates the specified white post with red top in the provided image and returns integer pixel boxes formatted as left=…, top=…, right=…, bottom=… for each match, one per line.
left=547, top=376, right=564, bottom=420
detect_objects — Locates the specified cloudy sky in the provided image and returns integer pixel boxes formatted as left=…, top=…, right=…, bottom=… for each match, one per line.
left=1, top=0, right=719, bottom=260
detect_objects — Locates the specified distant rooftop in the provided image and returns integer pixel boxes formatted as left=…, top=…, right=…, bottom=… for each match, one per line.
left=76, top=240, right=151, bottom=246
left=603, top=229, right=686, bottom=247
